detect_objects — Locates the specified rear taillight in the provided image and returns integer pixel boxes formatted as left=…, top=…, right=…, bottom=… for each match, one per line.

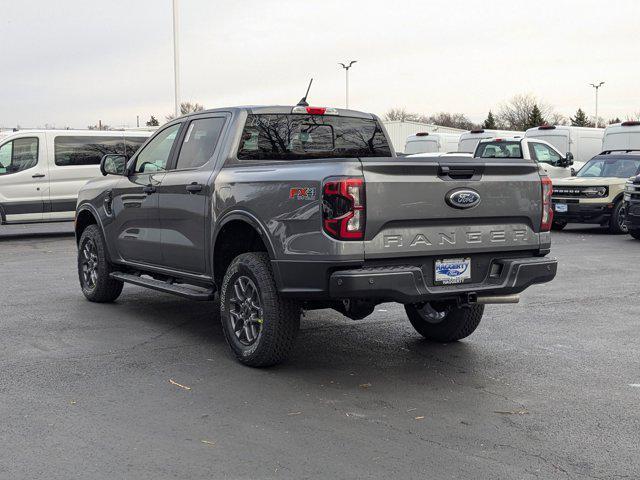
left=322, top=177, right=365, bottom=240
left=541, top=175, right=553, bottom=231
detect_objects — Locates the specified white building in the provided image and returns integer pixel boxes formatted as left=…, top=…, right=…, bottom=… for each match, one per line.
left=382, top=121, right=466, bottom=153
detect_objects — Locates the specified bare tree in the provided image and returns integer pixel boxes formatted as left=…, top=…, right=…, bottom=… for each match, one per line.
left=166, top=102, right=205, bottom=121
left=549, top=112, right=569, bottom=126
left=426, top=112, right=477, bottom=130
left=383, top=108, right=425, bottom=123
left=497, top=94, right=555, bottom=130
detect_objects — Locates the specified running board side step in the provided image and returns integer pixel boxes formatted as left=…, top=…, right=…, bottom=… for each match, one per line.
left=110, top=272, right=216, bottom=301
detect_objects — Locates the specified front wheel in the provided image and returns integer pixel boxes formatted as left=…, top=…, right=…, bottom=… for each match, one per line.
left=609, top=201, right=628, bottom=234
left=405, top=302, right=484, bottom=342
left=629, top=229, right=640, bottom=240
left=78, top=224, right=123, bottom=302
left=551, top=220, right=567, bottom=231
left=220, top=252, right=301, bottom=367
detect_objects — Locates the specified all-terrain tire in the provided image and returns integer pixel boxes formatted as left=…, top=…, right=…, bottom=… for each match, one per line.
left=220, top=252, right=301, bottom=367
left=609, top=201, right=628, bottom=234
left=405, top=303, right=485, bottom=342
left=78, top=224, right=123, bottom=303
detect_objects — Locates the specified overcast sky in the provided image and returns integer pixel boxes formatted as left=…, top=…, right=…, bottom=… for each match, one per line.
left=1, top=0, right=638, bottom=129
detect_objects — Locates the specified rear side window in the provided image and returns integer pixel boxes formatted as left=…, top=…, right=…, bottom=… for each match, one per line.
left=0, top=137, right=39, bottom=175
left=237, top=114, right=391, bottom=161
left=476, top=141, right=523, bottom=158
left=54, top=136, right=147, bottom=166
left=175, top=117, right=226, bottom=169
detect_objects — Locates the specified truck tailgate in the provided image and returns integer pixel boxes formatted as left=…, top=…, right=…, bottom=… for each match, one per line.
left=360, top=156, right=543, bottom=259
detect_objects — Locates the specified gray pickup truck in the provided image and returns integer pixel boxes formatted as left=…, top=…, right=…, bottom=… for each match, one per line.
left=75, top=105, right=557, bottom=366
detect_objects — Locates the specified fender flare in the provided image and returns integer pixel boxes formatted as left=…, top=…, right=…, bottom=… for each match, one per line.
left=213, top=210, right=278, bottom=261
left=75, top=203, right=118, bottom=263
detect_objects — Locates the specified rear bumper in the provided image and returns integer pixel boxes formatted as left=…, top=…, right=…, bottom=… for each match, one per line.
left=328, top=256, right=557, bottom=304
left=552, top=200, right=612, bottom=225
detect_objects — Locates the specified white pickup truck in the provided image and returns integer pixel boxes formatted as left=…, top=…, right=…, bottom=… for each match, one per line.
left=474, top=137, right=578, bottom=178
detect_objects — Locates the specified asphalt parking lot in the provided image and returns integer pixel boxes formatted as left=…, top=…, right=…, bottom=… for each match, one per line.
left=1, top=223, right=639, bottom=479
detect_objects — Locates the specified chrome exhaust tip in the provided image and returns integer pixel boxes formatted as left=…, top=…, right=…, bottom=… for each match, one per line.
left=473, top=294, right=520, bottom=304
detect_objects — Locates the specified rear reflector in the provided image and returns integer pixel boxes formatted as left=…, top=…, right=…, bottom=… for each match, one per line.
left=541, top=176, right=553, bottom=232
left=291, top=106, right=339, bottom=115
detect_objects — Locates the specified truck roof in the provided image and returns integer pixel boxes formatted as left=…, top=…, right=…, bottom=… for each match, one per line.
left=177, top=105, right=376, bottom=120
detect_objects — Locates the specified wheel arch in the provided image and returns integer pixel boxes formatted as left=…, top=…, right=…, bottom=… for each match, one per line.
left=212, top=211, right=278, bottom=287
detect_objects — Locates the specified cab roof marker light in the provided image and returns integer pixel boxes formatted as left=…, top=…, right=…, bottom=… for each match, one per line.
left=291, top=106, right=339, bottom=115
left=415, top=132, right=429, bottom=137
left=621, top=121, right=640, bottom=127
left=538, top=125, right=556, bottom=130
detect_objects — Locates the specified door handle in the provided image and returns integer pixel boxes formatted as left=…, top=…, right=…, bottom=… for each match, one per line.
left=186, top=183, right=203, bottom=193
left=143, top=185, right=156, bottom=195
left=32, top=173, right=45, bottom=178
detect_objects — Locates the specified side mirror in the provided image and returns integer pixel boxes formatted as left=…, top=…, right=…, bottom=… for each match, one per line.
left=571, top=167, right=577, bottom=177
left=563, top=152, right=574, bottom=167
left=100, top=154, right=127, bottom=176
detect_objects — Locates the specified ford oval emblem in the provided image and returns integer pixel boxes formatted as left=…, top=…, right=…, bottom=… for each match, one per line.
left=446, top=189, right=481, bottom=209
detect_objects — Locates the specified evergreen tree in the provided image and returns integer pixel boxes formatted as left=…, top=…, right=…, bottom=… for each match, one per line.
left=608, top=117, right=622, bottom=125
left=526, top=104, right=546, bottom=129
left=146, top=115, right=159, bottom=127
left=482, top=111, right=497, bottom=130
left=570, top=108, right=591, bottom=127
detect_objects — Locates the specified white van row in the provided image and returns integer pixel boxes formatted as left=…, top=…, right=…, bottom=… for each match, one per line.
left=0, top=130, right=151, bottom=224
left=405, top=121, right=640, bottom=163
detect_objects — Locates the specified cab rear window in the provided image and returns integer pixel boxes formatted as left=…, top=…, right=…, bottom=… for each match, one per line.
left=237, top=114, right=391, bottom=161
left=476, top=141, right=523, bottom=158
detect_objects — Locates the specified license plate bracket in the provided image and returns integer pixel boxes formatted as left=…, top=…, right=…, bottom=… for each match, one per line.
left=435, top=257, right=471, bottom=285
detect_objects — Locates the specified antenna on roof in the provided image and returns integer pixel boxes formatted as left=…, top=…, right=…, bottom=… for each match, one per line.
left=297, top=78, right=313, bottom=107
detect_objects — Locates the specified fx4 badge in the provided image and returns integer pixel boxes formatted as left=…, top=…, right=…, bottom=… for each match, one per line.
left=446, top=188, right=481, bottom=209
left=289, top=187, right=316, bottom=200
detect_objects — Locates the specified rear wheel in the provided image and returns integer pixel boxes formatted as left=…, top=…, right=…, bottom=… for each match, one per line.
left=551, top=220, right=567, bottom=231
left=220, top=252, right=301, bottom=367
left=609, top=201, right=628, bottom=234
left=78, top=224, right=123, bottom=302
left=405, top=302, right=484, bottom=342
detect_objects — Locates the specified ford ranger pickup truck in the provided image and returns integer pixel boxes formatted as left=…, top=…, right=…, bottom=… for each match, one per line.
left=74, top=105, right=557, bottom=367
left=552, top=151, right=640, bottom=233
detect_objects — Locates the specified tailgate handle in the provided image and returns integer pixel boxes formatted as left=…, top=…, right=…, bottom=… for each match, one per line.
left=439, top=166, right=476, bottom=179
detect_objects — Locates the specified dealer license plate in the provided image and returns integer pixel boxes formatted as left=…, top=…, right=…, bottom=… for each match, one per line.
left=555, top=203, right=568, bottom=213
left=435, top=258, right=471, bottom=285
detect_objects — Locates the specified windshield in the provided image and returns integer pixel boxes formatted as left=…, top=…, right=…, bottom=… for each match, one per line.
left=577, top=157, right=640, bottom=178
left=475, top=141, right=522, bottom=158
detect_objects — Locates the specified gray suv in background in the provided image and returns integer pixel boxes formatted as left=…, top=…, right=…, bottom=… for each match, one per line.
left=75, top=105, right=557, bottom=367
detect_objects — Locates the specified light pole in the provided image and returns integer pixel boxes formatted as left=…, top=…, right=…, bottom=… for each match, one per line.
left=589, top=81, right=604, bottom=127
left=172, top=0, right=180, bottom=118
left=339, top=61, right=357, bottom=109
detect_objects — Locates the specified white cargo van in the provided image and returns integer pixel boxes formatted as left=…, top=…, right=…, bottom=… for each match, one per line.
left=0, top=129, right=151, bottom=224
left=458, top=129, right=524, bottom=153
left=525, top=125, right=603, bottom=167
left=404, top=132, right=461, bottom=155
left=602, top=121, right=640, bottom=151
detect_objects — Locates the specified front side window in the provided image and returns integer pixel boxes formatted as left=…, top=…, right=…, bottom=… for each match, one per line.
left=237, top=114, right=391, bottom=161
left=578, top=157, right=640, bottom=178
left=54, top=136, right=146, bottom=167
left=476, top=141, right=522, bottom=158
left=0, top=137, right=39, bottom=175
left=175, top=117, right=226, bottom=170
left=529, top=142, right=561, bottom=165
left=134, top=124, right=181, bottom=173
